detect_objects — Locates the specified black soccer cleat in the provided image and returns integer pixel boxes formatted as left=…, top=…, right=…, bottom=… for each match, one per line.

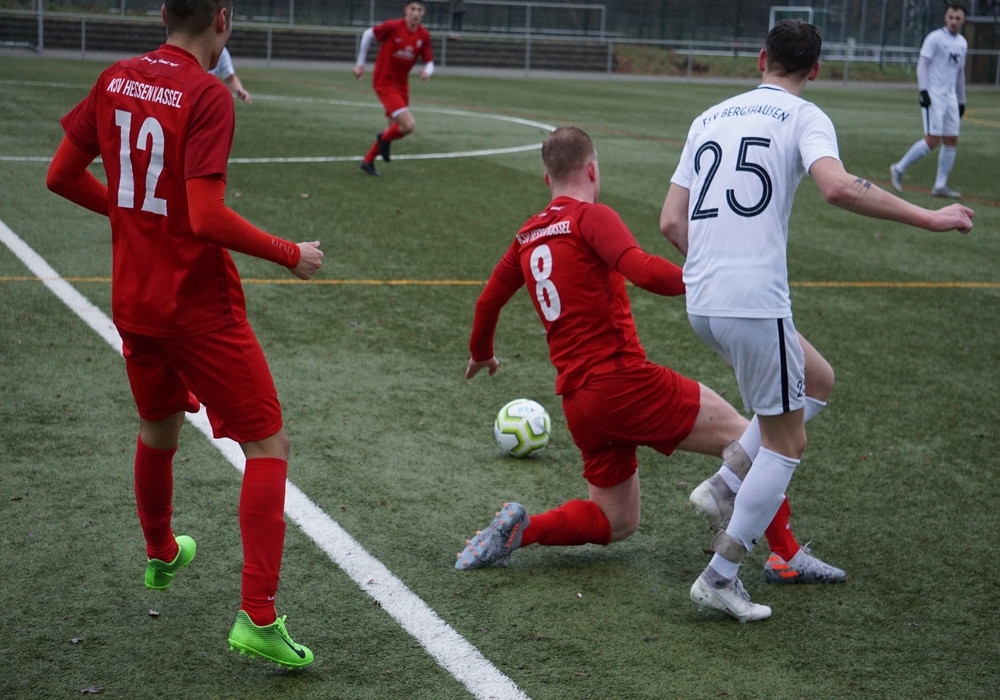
left=359, top=160, right=381, bottom=176
left=376, top=132, right=391, bottom=162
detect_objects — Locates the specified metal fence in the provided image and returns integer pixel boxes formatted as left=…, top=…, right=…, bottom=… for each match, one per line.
left=4, top=1, right=998, bottom=44
left=2, top=1, right=999, bottom=83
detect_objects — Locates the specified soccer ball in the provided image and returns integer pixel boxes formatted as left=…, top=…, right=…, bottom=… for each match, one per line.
left=494, top=398, right=551, bottom=458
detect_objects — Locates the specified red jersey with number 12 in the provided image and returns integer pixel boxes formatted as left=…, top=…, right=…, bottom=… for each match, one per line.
left=483, top=197, right=648, bottom=394
left=372, top=18, right=433, bottom=91
left=60, top=44, right=242, bottom=338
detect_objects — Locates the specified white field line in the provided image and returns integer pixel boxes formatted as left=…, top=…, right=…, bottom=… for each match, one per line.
left=0, top=81, right=554, bottom=165
left=0, top=219, right=529, bottom=700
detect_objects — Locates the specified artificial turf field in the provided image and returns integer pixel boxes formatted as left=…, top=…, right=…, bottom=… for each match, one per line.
left=1, top=52, right=998, bottom=699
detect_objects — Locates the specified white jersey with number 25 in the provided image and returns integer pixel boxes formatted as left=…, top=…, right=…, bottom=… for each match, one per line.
left=671, top=84, right=840, bottom=319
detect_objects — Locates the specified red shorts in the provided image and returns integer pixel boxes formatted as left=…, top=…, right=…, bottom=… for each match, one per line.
left=120, top=321, right=283, bottom=443
left=561, top=363, right=701, bottom=489
left=375, top=85, right=409, bottom=118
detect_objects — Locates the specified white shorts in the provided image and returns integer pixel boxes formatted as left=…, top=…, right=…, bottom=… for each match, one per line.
left=688, top=315, right=805, bottom=416
left=923, top=98, right=960, bottom=138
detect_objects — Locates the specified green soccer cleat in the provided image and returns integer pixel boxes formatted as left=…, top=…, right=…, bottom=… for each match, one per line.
left=144, top=535, right=196, bottom=590
left=228, top=610, right=314, bottom=669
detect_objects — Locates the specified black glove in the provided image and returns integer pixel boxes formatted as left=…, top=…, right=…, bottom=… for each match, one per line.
left=959, top=103, right=965, bottom=118
left=919, top=90, right=931, bottom=108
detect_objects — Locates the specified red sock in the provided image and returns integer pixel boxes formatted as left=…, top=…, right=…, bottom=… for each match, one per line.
left=239, top=457, right=288, bottom=626
left=764, top=497, right=800, bottom=561
left=520, top=499, right=612, bottom=547
left=381, top=122, right=404, bottom=142
left=364, top=140, right=379, bottom=163
left=133, top=436, right=178, bottom=562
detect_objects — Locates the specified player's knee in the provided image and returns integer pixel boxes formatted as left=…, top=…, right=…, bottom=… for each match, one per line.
left=242, top=427, right=290, bottom=461
left=807, top=358, right=835, bottom=401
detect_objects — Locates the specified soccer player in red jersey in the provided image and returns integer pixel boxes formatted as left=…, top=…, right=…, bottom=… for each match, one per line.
left=452, top=129, right=732, bottom=570
left=46, top=0, right=323, bottom=668
left=353, top=0, right=434, bottom=176
left=455, top=128, right=844, bottom=609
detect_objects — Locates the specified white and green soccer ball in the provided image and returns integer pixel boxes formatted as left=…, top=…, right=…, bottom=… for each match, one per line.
left=494, top=398, right=551, bottom=458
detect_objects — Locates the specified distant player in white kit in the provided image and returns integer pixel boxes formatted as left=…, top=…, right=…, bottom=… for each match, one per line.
left=209, top=47, right=252, bottom=103
left=890, top=3, right=967, bottom=197
left=660, top=19, right=974, bottom=622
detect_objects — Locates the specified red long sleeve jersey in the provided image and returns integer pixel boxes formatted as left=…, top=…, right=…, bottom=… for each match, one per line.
left=471, top=197, right=669, bottom=395
left=372, top=18, right=433, bottom=92
left=59, top=45, right=245, bottom=338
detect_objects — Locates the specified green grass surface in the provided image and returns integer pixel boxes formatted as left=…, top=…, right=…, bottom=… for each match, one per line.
left=1, top=54, right=998, bottom=699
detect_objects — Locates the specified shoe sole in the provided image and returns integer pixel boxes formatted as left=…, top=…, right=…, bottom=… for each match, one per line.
left=228, top=640, right=313, bottom=669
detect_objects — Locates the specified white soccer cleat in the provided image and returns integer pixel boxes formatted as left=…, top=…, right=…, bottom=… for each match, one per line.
left=691, top=572, right=772, bottom=623
left=931, top=186, right=961, bottom=198
left=688, top=473, right=735, bottom=532
left=763, top=544, right=846, bottom=584
left=889, top=164, right=904, bottom=192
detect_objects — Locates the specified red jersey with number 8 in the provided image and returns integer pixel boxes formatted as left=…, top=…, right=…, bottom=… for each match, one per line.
left=60, top=44, right=242, bottom=338
left=507, top=197, right=647, bottom=394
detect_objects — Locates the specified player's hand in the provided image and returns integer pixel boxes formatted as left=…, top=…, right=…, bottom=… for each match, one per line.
left=919, top=90, right=931, bottom=108
left=419, top=70, right=430, bottom=82
left=465, top=357, right=499, bottom=380
left=959, top=103, right=965, bottom=118
left=237, top=88, right=252, bottom=104
left=352, top=65, right=364, bottom=80
left=290, top=241, right=324, bottom=280
left=932, top=204, right=974, bottom=235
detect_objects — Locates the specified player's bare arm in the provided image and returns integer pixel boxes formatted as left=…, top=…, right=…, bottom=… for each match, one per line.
left=810, top=157, right=973, bottom=233
left=659, top=183, right=691, bottom=256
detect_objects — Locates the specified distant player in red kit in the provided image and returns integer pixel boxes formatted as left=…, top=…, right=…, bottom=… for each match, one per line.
left=46, top=0, right=323, bottom=668
left=353, top=0, right=434, bottom=176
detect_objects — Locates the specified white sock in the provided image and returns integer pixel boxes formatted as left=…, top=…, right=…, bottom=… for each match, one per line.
left=709, top=552, right=740, bottom=580
left=804, top=395, right=826, bottom=423
left=935, top=145, right=957, bottom=190
left=896, top=138, right=931, bottom=172
left=737, top=415, right=762, bottom=465
left=727, top=447, right=800, bottom=552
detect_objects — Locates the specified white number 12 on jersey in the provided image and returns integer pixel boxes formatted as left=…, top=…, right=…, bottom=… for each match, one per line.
left=114, top=109, right=167, bottom=216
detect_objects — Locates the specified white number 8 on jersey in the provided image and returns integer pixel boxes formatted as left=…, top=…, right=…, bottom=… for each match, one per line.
left=530, top=244, right=561, bottom=322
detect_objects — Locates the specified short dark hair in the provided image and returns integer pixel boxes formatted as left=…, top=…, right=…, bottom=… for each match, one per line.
left=164, top=0, right=232, bottom=36
left=765, top=19, right=823, bottom=79
left=541, top=126, right=596, bottom=181
left=946, top=3, right=967, bottom=15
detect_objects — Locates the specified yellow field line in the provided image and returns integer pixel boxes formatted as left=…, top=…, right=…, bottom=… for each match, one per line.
left=2, top=276, right=998, bottom=288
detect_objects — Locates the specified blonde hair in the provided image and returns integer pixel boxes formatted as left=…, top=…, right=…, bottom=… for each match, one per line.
left=541, top=126, right=596, bottom=182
